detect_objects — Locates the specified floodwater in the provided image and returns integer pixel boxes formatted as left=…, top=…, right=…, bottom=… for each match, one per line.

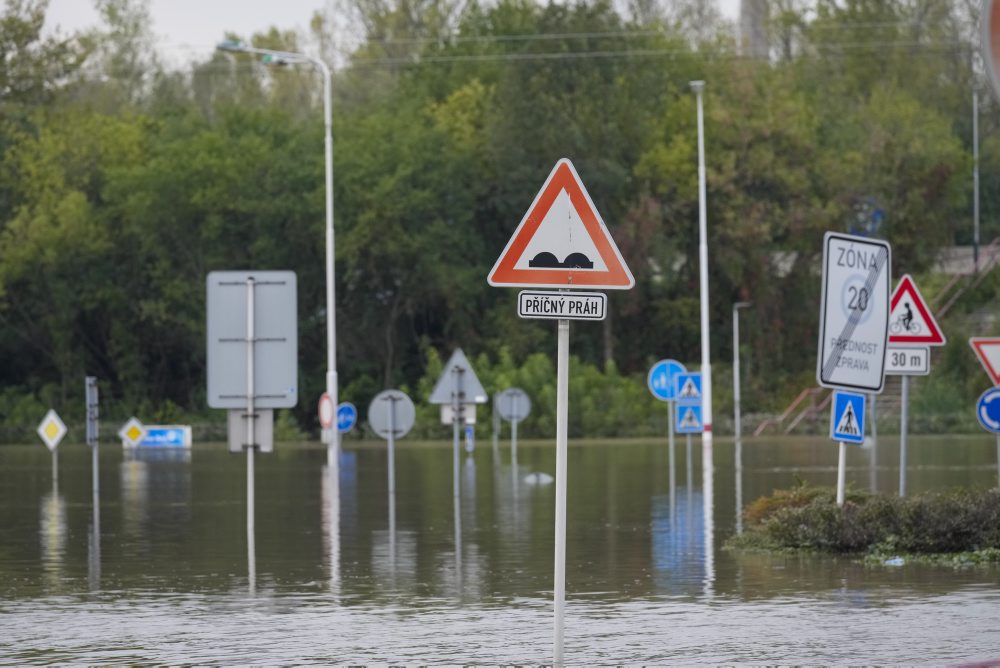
left=1, top=433, right=999, bottom=664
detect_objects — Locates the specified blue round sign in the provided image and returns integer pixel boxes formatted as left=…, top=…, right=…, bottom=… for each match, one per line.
left=647, top=359, right=687, bottom=402
left=337, top=402, right=358, bottom=434
left=976, top=388, right=1000, bottom=433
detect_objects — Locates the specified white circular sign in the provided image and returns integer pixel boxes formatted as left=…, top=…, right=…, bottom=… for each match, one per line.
left=318, top=393, right=335, bottom=429
left=367, top=390, right=416, bottom=440
left=496, top=388, right=532, bottom=422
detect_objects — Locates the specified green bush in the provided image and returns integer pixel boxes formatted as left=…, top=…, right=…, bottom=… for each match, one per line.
left=730, top=486, right=1000, bottom=555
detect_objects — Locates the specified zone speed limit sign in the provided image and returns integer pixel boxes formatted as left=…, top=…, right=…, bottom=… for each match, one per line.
left=817, top=232, right=891, bottom=393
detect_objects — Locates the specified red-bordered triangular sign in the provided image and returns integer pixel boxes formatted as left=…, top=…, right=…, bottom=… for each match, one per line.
left=487, top=159, right=634, bottom=290
left=888, top=274, right=946, bottom=346
left=970, top=338, right=1000, bottom=385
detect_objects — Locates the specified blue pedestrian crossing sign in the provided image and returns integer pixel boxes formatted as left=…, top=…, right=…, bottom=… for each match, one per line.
left=830, top=391, right=866, bottom=444
left=647, top=359, right=686, bottom=402
left=675, top=372, right=702, bottom=403
left=675, top=403, right=703, bottom=434
left=337, top=402, right=358, bottom=434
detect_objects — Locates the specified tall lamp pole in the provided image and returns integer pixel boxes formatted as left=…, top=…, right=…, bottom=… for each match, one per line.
left=690, top=80, right=713, bottom=448
left=217, top=41, right=338, bottom=456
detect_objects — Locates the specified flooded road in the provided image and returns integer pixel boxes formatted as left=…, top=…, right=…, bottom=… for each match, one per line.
left=1, top=434, right=999, bottom=664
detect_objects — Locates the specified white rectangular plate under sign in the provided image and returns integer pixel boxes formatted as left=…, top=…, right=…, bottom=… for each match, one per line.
left=518, top=290, right=606, bottom=321
left=817, top=232, right=891, bottom=393
left=885, top=346, right=930, bottom=375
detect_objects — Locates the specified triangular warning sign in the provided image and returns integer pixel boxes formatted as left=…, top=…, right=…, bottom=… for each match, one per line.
left=487, top=159, right=634, bottom=290
left=970, top=338, right=1000, bottom=386
left=679, top=407, right=701, bottom=429
left=678, top=378, right=700, bottom=399
left=835, top=402, right=860, bottom=437
left=428, top=348, right=489, bottom=405
left=888, top=274, right=946, bottom=346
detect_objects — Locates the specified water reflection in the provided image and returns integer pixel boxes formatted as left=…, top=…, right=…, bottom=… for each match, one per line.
left=6, top=437, right=1000, bottom=664
left=39, top=489, right=67, bottom=589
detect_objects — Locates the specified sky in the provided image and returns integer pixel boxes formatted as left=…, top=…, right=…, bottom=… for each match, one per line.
left=46, top=0, right=741, bottom=65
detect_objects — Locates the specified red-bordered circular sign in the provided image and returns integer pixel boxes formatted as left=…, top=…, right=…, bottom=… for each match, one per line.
left=318, top=392, right=335, bottom=429
left=983, top=0, right=1000, bottom=102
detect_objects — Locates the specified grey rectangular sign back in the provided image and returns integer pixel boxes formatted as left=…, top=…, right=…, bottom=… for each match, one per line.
left=206, top=271, right=298, bottom=409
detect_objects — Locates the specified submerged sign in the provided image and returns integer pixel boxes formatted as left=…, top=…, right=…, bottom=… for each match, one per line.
left=518, top=291, right=606, bottom=321
left=817, top=232, right=891, bottom=393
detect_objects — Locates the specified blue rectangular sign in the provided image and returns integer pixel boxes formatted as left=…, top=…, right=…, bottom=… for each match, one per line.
left=675, top=403, right=703, bottom=434
left=830, top=391, right=866, bottom=444
left=675, top=372, right=702, bottom=404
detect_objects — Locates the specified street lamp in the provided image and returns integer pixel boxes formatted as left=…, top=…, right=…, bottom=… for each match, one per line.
left=732, top=301, right=751, bottom=441
left=217, top=40, right=339, bottom=456
left=690, top=80, right=712, bottom=448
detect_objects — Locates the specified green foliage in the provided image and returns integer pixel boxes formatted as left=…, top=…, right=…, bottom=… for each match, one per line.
left=731, top=486, right=1000, bottom=555
left=0, top=0, right=993, bottom=438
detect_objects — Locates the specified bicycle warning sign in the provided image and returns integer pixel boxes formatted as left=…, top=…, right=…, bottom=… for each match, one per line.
left=887, top=274, right=946, bottom=346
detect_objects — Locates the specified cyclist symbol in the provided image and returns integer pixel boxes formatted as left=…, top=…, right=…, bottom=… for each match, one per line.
left=890, top=301, right=921, bottom=335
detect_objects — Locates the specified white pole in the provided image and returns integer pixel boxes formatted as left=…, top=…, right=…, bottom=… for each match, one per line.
left=320, top=59, right=339, bottom=460
left=691, top=80, right=713, bottom=449
left=453, top=367, right=463, bottom=576
left=899, top=375, right=910, bottom=497
left=837, top=441, right=846, bottom=506
left=553, top=319, right=570, bottom=667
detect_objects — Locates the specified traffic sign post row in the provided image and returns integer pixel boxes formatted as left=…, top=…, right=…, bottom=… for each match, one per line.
left=647, top=359, right=686, bottom=509
left=488, top=158, right=634, bottom=666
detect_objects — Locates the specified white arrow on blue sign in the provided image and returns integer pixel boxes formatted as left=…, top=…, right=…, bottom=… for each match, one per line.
left=647, top=359, right=686, bottom=402
left=976, top=388, right=1000, bottom=433
left=337, top=402, right=358, bottom=434
left=675, top=372, right=702, bottom=403
left=830, top=391, right=866, bottom=444
left=675, top=403, right=703, bottom=434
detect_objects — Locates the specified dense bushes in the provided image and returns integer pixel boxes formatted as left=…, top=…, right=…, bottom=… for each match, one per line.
left=731, top=485, right=1000, bottom=555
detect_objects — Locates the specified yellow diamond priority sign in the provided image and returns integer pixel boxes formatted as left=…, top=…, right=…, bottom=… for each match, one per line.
left=37, top=409, right=67, bottom=451
left=118, top=416, right=146, bottom=448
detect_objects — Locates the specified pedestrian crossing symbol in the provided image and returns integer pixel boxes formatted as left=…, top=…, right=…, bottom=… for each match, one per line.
left=830, top=390, right=866, bottom=444
left=675, top=372, right=702, bottom=401
left=675, top=403, right=703, bottom=434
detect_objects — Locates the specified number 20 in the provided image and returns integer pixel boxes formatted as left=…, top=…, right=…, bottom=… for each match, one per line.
left=848, top=286, right=869, bottom=311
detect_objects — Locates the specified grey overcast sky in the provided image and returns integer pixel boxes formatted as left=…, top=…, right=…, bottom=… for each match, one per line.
left=46, top=0, right=739, bottom=65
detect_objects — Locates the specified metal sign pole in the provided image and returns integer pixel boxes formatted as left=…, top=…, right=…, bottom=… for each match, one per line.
left=869, top=393, right=878, bottom=492
left=837, top=441, right=846, bottom=506
left=511, top=394, right=519, bottom=461
left=899, top=375, right=910, bottom=497
left=388, top=395, right=397, bottom=573
left=995, top=434, right=999, bottom=489
left=52, top=450, right=58, bottom=487
left=668, top=403, right=676, bottom=521
left=453, top=366, right=464, bottom=576
left=553, top=318, right=569, bottom=666
left=246, top=277, right=257, bottom=589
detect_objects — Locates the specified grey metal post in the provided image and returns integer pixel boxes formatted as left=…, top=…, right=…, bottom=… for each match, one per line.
left=668, top=405, right=676, bottom=517
left=452, top=366, right=463, bottom=575
left=899, top=375, right=910, bottom=497
left=686, top=434, right=693, bottom=493
left=733, top=302, right=751, bottom=440
left=246, top=277, right=257, bottom=586
left=52, top=451, right=58, bottom=487
left=511, top=394, right=519, bottom=464
left=996, top=434, right=999, bottom=489
left=388, top=395, right=396, bottom=573
left=553, top=319, right=569, bottom=666
left=974, top=88, right=981, bottom=273
left=869, top=393, right=878, bottom=492
left=837, top=441, right=846, bottom=506
left=735, top=436, right=743, bottom=534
